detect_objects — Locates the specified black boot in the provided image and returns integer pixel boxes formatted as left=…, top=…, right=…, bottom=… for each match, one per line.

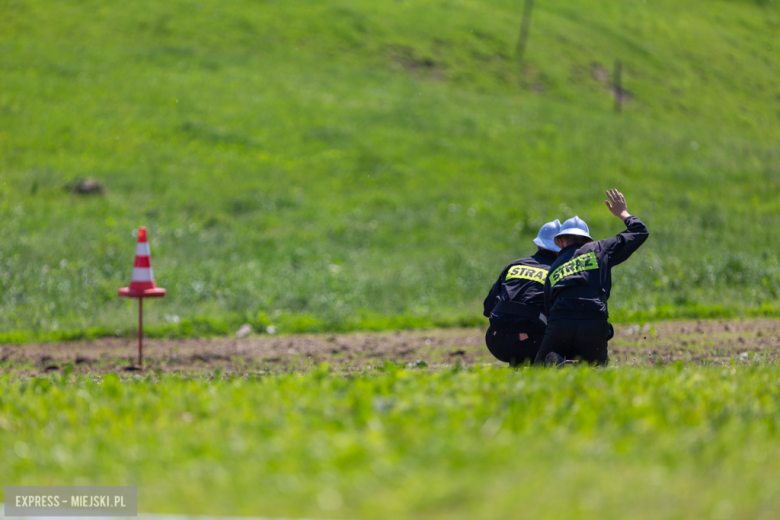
left=544, top=351, right=565, bottom=367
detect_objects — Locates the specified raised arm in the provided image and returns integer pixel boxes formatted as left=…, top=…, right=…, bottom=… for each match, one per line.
left=605, top=189, right=631, bottom=220
left=599, top=189, right=649, bottom=266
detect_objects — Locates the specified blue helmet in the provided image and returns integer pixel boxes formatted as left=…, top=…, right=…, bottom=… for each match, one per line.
left=555, top=216, right=592, bottom=240
left=533, top=219, right=562, bottom=252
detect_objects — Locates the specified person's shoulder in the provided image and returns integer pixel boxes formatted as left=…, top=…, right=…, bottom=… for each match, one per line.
left=501, top=256, right=531, bottom=272
left=530, top=250, right=557, bottom=267
left=573, top=242, right=599, bottom=255
left=511, top=255, right=535, bottom=265
left=548, top=252, right=568, bottom=270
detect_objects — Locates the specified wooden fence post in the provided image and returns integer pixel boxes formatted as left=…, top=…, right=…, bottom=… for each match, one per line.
left=614, top=59, right=623, bottom=113
left=515, top=0, right=535, bottom=69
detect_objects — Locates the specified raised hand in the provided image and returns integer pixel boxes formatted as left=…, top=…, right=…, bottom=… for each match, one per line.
left=605, top=189, right=631, bottom=220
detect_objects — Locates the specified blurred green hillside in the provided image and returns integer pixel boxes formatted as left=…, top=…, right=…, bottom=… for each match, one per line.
left=1, top=0, right=780, bottom=340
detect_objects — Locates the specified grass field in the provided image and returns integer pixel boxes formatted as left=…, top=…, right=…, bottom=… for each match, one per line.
left=2, top=363, right=779, bottom=519
left=2, top=0, right=780, bottom=341
left=4, top=320, right=780, bottom=519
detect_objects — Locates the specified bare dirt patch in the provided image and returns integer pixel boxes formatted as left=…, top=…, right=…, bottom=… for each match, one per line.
left=2, top=319, right=779, bottom=377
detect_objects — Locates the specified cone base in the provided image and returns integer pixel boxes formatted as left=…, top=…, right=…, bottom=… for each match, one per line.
left=118, top=287, right=167, bottom=298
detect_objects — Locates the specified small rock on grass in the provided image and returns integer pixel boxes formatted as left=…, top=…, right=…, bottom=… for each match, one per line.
left=65, top=178, right=105, bottom=196
left=236, top=323, right=253, bottom=338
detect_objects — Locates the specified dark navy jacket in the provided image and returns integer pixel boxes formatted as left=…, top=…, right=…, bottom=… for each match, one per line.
left=483, top=249, right=558, bottom=332
left=544, top=216, right=649, bottom=320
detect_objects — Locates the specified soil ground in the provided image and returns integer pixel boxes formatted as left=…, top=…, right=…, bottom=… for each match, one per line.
left=2, top=319, right=779, bottom=377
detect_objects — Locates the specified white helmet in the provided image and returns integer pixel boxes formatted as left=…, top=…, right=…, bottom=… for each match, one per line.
left=555, top=216, right=592, bottom=240
left=533, top=219, right=562, bottom=252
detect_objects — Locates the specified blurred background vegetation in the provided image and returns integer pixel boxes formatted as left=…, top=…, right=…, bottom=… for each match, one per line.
left=1, top=0, right=779, bottom=341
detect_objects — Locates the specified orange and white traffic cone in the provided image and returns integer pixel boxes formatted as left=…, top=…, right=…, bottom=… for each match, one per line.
left=119, top=227, right=166, bottom=368
left=119, top=227, right=166, bottom=298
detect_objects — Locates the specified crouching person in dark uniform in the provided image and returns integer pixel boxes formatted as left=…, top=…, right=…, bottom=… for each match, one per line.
left=483, top=220, right=561, bottom=366
left=534, top=189, right=649, bottom=367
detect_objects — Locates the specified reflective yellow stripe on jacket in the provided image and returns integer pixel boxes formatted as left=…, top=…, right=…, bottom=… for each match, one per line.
left=505, top=265, right=548, bottom=284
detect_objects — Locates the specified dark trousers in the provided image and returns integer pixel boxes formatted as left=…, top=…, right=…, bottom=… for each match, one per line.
left=485, top=326, right=543, bottom=366
left=533, top=319, right=611, bottom=366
